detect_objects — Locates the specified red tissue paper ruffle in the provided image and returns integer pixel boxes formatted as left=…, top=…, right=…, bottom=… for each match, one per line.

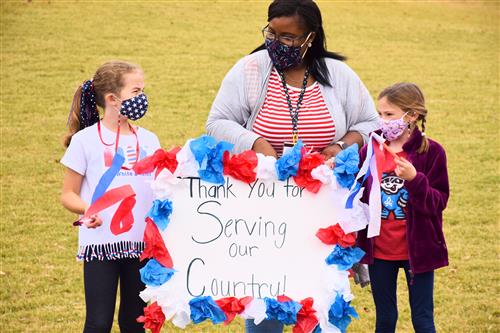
left=223, top=150, right=258, bottom=184
left=293, top=152, right=325, bottom=193
left=141, top=217, right=174, bottom=268
left=294, top=297, right=319, bottom=333
left=316, top=224, right=356, bottom=248
left=136, top=301, right=166, bottom=333
left=277, top=295, right=293, bottom=302
left=215, top=296, right=253, bottom=325
left=134, top=147, right=181, bottom=178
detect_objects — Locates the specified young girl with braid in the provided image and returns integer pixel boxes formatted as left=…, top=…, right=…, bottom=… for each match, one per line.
left=357, top=82, right=449, bottom=333
left=60, top=61, right=160, bottom=333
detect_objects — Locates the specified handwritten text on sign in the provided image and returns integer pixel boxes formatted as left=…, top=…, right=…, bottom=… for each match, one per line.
left=163, top=177, right=347, bottom=302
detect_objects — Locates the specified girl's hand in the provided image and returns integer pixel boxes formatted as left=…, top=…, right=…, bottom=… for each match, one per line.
left=83, top=214, right=103, bottom=229
left=81, top=206, right=103, bottom=229
left=394, top=157, right=417, bottom=181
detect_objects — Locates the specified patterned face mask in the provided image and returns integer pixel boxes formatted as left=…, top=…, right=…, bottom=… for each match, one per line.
left=265, top=33, right=311, bottom=72
left=119, top=93, right=148, bottom=121
left=379, top=113, right=409, bottom=141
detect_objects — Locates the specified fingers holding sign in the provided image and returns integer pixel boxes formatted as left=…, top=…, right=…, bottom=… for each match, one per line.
left=85, top=215, right=103, bottom=228
left=75, top=214, right=103, bottom=229
left=394, top=157, right=417, bottom=181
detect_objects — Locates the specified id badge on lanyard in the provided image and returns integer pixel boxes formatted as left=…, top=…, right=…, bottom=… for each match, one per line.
left=282, top=141, right=295, bottom=155
left=282, top=132, right=299, bottom=155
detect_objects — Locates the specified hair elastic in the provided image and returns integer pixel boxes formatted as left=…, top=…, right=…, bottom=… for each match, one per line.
left=79, top=80, right=100, bottom=130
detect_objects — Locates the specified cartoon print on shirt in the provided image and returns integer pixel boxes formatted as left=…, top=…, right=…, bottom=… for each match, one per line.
left=381, top=172, right=408, bottom=220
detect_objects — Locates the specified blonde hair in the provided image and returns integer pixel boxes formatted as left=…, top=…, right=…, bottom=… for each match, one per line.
left=63, top=61, right=141, bottom=147
left=378, top=82, right=429, bottom=153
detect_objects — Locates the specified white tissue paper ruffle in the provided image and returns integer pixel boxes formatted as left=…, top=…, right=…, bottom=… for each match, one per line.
left=323, top=265, right=353, bottom=302
left=241, top=298, right=267, bottom=325
left=255, top=153, right=278, bottom=180
left=161, top=299, right=191, bottom=329
left=338, top=188, right=370, bottom=233
left=140, top=272, right=192, bottom=328
left=311, top=164, right=338, bottom=188
left=175, top=139, right=199, bottom=178
left=150, top=168, right=181, bottom=200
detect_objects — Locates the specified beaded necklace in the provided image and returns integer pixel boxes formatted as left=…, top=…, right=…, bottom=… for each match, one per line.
left=277, top=69, right=310, bottom=144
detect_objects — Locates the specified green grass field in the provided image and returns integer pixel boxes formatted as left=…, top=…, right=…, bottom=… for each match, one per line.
left=1, top=0, right=498, bottom=332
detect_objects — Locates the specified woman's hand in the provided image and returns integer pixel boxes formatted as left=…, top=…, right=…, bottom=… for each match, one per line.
left=322, top=132, right=364, bottom=160
left=394, top=157, right=417, bottom=181
left=252, top=137, right=278, bottom=158
left=321, top=144, right=342, bottom=161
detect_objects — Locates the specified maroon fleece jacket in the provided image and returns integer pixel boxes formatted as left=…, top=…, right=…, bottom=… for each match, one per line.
left=357, top=129, right=449, bottom=274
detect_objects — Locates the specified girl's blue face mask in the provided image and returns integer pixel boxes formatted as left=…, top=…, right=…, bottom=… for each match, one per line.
left=119, top=93, right=148, bottom=121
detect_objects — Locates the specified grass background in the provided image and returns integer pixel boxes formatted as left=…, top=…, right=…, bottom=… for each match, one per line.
left=1, top=0, right=498, bottom=332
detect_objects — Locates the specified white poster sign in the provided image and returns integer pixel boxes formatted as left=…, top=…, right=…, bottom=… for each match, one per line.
left=161, top=176, right=350, bottom=303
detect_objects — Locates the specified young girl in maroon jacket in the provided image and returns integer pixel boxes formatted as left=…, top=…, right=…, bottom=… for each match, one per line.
left=357, top=82, right=449, bottom=333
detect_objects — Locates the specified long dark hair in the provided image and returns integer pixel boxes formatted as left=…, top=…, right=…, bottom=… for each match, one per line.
left=251, top=0, right=346, bottom=87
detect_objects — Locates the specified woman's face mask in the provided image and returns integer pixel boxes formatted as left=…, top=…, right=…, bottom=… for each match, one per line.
left=118, top=93, right=148, bottom=121
left=265, top=32, right=312, bottom=71
left=379, top=112, right=409, bottom=141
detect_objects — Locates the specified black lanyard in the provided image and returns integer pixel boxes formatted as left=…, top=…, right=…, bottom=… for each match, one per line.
left=278, top=69, right=310, bottom=144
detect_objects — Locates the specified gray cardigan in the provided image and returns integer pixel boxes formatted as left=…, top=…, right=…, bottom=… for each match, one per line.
left=206, top=50, right=379, bottom=153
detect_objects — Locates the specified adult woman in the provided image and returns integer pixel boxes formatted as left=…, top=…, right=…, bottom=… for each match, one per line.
left=207, top=0, right=378, bottom=162
left=206, top=1, right=378, bottom=332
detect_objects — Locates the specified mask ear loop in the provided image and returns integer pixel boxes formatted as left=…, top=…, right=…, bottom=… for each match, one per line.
left=113, top=95, right=138, bottom=159
left=402, top=111, right=412, bottom=137
left=112, top=94, right=123, bottom=112
left=113, top=93, right=126, bottom=127
left=300, top=32, right=313, bottom=60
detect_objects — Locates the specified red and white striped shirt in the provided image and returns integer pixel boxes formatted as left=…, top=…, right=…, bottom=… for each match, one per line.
left=252, top=69, right=336, bottom=156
